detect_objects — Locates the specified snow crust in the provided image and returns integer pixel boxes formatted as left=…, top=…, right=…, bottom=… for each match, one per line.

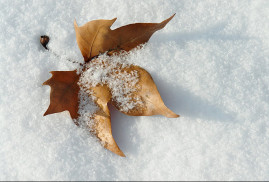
left=76, top=90, right=98, bottom=128
left=0, top=0, right=269, bottom=180
left=79, top=54, right=142, bottom=113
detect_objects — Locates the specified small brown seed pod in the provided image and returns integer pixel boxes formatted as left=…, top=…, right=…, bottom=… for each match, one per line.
left=40, top=35, right=50, bottom=50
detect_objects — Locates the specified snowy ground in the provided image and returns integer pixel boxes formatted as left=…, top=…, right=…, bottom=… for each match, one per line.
left=1, top=0, right=269, bottom=180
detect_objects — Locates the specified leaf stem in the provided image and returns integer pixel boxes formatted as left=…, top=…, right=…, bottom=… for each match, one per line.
left=40, top=35, right=84, bottom=67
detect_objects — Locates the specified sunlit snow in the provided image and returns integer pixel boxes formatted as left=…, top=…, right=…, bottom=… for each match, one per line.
left=0, top=0, right=269, bottom=180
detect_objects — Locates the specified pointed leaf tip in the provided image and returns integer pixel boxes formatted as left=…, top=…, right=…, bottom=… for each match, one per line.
left=111, top=17, right=117, bottom=23
left=159, top=13, right=176, bottom=29
left=74, top=19, right=78, bottom=27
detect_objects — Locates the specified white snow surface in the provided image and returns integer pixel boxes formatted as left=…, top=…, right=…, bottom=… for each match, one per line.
left=79, top=54, right=142, bottom=113
left=1, top=0, right=269, bottom=180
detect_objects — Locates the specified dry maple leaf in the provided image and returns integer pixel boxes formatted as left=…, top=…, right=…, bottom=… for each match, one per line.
left=43, top=14, right=178, bottom=157
left=74, top=14, right=175, bottom=62
left=43, top=71, right=80, bottom=121
left=110, top=65, right=179, bottom=118
left=89, top=84, right=125, bottom=157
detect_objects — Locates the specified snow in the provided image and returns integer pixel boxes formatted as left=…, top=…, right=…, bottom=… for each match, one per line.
left=0, top=0, right=269, bottom=180
left=77, top=90, right=98, bottom=128
left=79, top=54, right=142, bottom=113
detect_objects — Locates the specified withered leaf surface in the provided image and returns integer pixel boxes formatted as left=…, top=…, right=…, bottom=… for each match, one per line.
left=43, top=71, right=80, bottom=121
left=89, top=84, right=125, bottom=157
left=43, top=15, right=177, bottom=157
left=111, top=65, right=179, bottom=118
left=79, top=58, right=179, bottom=156
left=74, top=14, right=175, bottom=62
left=83, top=58, right=179, bottom=118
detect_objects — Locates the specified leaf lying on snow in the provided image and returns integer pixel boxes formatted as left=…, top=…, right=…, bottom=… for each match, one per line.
left=43, top=14, right=178, bottom=157
left=74, top=14, right=175, bottom=62
left=111, top=65, right=179, bottom=118
left=43, top=71, right=80, bottom=122
left=89, top=84, right=126, bottom=157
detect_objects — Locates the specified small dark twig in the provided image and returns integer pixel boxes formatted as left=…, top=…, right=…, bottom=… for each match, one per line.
left=40, top=35, right=84, bottom=67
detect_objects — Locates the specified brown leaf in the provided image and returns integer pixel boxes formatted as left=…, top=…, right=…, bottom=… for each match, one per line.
left=89, top=85, right=125, bottom=157
left=43, top=15, right=178, bottom=157
left=43, top=71, right=80, bottom=121
left=74, top=14, right=175, bottom=62
left=80, top=59, right=178, bottom=157
left=111, top=65, right=179, bottom=118
left=43, top=70, right=125, bottom=156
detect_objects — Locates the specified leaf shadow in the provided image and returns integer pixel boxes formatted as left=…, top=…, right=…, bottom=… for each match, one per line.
left=109, top=104, right=141, bottom=156
left=153, top=21, right=254, bottom=45
left=109, top=77, right=237, bottom=156
left=152, top=76, right=237, bottom=123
